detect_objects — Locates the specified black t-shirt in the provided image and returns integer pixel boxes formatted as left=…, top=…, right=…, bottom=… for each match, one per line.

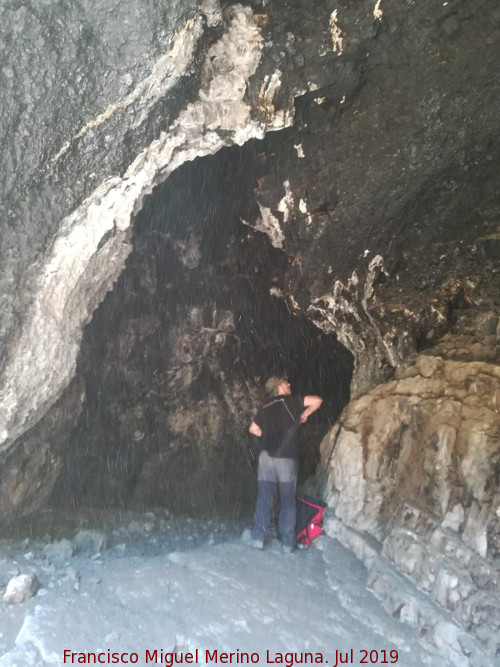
left=253, top=395, right=304, bottom=460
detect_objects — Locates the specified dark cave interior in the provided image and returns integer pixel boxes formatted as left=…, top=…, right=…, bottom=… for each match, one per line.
left=52, top=135, right=353, bottom=518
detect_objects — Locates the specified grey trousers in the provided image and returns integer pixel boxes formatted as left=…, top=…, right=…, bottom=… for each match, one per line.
left=252, top=451, right=298, bottom=547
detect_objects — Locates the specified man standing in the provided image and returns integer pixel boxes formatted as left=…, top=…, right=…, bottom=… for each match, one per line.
left=242, top=376, right=323, bottom=553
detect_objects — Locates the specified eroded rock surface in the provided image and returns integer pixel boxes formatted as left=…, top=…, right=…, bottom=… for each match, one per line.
left=322, top=328, right=500, bottom=654
left=0, top=0, right=499, bottom=547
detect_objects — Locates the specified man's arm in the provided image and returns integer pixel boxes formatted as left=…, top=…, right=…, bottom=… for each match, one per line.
left=249, top=421, right=262, bottom=437
left=300, top=395, right=323, bottom=423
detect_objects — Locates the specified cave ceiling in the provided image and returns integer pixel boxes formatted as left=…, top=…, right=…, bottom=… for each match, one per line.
left=0, top=0, right=499, bottom=519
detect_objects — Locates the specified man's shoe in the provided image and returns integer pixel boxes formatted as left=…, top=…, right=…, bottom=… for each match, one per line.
left=241, top=529, right=264, bottom=550
left=281, top=544, right=294, bottom=554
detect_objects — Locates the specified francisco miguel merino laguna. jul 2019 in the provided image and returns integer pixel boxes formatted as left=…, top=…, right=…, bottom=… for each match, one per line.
left=62, top=648, right=400, bottom=665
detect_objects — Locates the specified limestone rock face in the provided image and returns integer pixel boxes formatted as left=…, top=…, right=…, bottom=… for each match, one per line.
left=243, top=0, right=500, bottom=397
left=0, top=0, right=355, bottom=518
left=0, top=0, right=267, bottom=451
left=324, top=352, right=500, bottom=544
left=0, top=377, right=84, bottom=520
left=0, top=0, right=499, bottom=523
left=322, top=336, right=500, bottom=653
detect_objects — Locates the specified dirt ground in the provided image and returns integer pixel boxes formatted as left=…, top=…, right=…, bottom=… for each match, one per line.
left=0, top=511, right=485, bottom=667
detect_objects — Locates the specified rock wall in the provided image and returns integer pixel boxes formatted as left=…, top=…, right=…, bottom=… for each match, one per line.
left=0, top=1, right=266, bottom=451
left=0, top=0, right=354, bottom=517
left=321, top=320, right=500, bottom=655
left=247, top=0, right=500, bottom=396
left=0, top=0, right=499, bottom=524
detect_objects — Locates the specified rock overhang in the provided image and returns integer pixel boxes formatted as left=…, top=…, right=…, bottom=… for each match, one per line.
left=0, top=0, right=499, bottom=519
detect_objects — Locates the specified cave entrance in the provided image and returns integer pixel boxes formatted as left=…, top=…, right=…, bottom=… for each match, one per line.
left=54, top=133, right=353, bottom=518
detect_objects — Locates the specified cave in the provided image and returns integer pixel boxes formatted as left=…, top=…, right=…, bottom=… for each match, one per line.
left=1, top=0, right=500, bottom=661
left=53, top=136, right=353, bottom=516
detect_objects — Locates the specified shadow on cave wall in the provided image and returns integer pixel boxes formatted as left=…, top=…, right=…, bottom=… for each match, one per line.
left=52, top=133, right=353, bottom=518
